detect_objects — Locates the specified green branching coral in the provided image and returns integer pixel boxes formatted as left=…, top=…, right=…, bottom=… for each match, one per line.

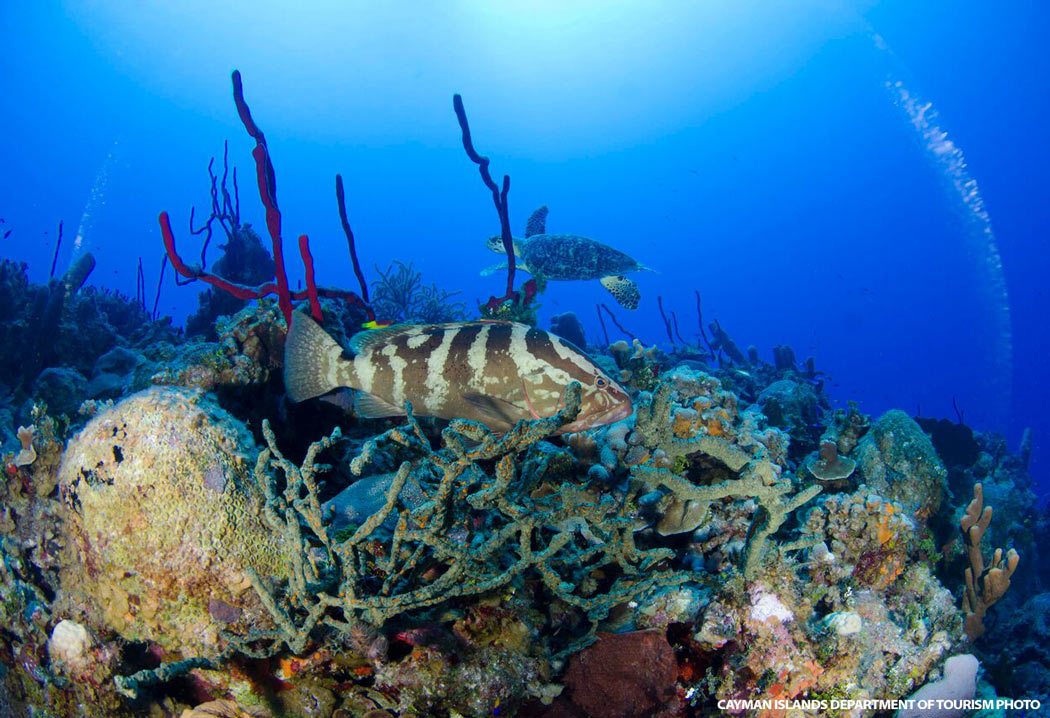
left=632, top=381, right=821, bottom=579
left=370, top=260, right=467, bottom=323
left=237, top=382, right=688, bottom=659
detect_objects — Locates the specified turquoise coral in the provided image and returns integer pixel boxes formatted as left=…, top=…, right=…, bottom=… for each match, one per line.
left=237, top=382, right=690, bottom=663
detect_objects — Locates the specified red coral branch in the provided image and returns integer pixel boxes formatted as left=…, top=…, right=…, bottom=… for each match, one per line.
left=160, top=211, right=279, bottom=300
left=297, top=234, right=322, bottom=322
left=159, top=70, right=375, bottom=327
left=231, top=69, right=294, bottom=325
left=161, top=211, right=371, bottom=317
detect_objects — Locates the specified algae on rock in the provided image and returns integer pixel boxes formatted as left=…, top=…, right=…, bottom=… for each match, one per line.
left=855, top=409, right=947, bottom=521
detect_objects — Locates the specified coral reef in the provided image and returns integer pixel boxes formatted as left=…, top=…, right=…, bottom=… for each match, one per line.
left=802, top=490, right=917, bottom=591
left=985, top=592, right=1050, bottom=704
left=3, top=69, right=1047, bottom=718
left=2, top=257, right=1041, bottom=718
left=605, top=338, right=663, bottom=392
left=683, top=494, right=962, bottom=714
left=240, top=384, right=687, bottom=659
left=1, top=313, right=1037, bottom=716
left=0, top=258, right=178, bottom=427
left=186, top=224, right=276, bottom=339
left=756, top=379, right=824, bottom=457
left=628, top=367, right=819, bottom=579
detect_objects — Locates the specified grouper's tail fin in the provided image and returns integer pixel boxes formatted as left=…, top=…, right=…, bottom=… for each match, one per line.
left=284, top=312, right=352, bottom=402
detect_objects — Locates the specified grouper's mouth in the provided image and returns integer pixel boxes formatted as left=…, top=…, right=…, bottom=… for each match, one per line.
left=558, top=401, right=632, bottom=434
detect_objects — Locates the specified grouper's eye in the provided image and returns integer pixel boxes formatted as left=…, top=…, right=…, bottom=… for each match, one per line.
left=595, top=376, right=607, bottom=388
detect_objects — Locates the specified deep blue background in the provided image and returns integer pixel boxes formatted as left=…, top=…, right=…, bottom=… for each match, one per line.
left=1, top=1, right=1045, bottom=501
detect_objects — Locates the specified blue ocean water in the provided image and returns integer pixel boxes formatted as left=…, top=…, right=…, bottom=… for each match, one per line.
left=0, top=0, right=1046, bottom=501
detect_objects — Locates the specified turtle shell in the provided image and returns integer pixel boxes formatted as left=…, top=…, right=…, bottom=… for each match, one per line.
left=520, top=234, right=641, bottom=280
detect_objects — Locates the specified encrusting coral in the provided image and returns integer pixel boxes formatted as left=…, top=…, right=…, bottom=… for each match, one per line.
left=607, top=338, right=663, bottom=392
left=802, top=490, right=916, bottom=591
left=959, top=482, right=1019, bottom=640
left=805, top=435, right=857, bottom=488
left=628, top=369, right=821, bottom=579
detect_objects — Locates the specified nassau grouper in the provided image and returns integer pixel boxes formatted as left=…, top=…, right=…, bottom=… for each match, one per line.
left=284, top=313, right=631, bottom=434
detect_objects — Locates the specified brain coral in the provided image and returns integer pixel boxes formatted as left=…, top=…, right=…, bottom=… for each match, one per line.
left=56, top=387, right=290, bottom=657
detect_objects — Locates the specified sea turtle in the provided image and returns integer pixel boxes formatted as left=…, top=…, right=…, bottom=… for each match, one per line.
left=481, top=206, right=649, bottom=310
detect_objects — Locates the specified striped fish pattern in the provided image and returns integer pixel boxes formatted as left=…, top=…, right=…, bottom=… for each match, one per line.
left=284, top=314, right=632, bottom=434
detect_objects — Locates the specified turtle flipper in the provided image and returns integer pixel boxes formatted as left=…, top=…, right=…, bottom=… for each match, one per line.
left=600, top=275, right=640, bottom=310
left=525, top=206, right=549, bottom=237
left=480, top=262, right=508, bottom=277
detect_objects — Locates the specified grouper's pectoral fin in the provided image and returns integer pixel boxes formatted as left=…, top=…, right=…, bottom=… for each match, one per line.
left=463, top=393, right=522, bottom=432
left=600, top=275, right=641, bottom=310
left=354, top=392, right=406, bottom=419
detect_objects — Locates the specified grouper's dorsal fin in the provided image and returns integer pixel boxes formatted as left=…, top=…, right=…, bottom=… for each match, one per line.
left=525, top=205, right=549, bottom=237
left=347, top=325, right=413, bottom=354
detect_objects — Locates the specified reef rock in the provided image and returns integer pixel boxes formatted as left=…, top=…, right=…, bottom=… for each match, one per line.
left=855, top=410, right=946, bottom=520
left=87, top=346, right=145, bottom=399
left=550, top=312, right=588, bottom=349
left=987, top=592, right=1050, bottom=703
left=56, top=387, right=291, bottom=657
left=31, top=366, right=88, bottom=418
left=756, top=379, right=822, bottom=441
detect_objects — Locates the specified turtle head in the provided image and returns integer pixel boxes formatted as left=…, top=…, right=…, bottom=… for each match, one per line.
left=486, top=235, right=521, bottom=257
left=485, top=235, right=504, bottom=254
